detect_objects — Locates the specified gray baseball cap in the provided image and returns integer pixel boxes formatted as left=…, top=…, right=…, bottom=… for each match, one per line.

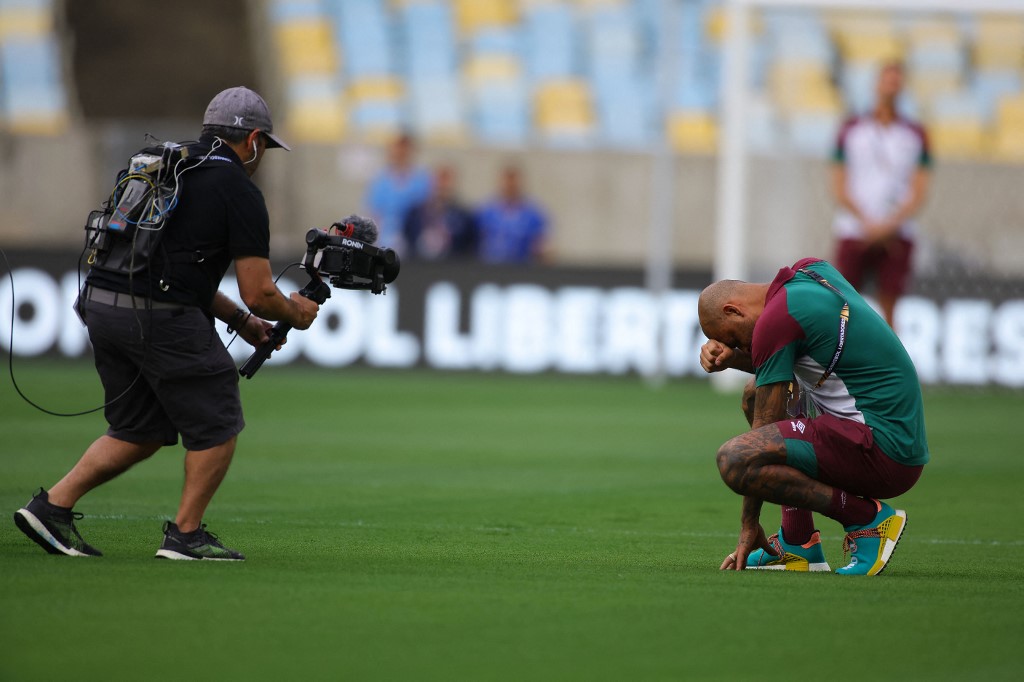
left=203, top=86, right=290, bottom=151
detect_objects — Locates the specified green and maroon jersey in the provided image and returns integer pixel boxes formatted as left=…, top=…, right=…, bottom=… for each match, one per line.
left=752, top=258, right=929, bottom=466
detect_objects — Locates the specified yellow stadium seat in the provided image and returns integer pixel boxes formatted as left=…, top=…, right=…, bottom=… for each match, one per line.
left=464, top=54, right=521, bottom=86
left=535, top=80, right=594, bottom=134
left=905, top=17, right=960, bottom=47
left=991, top=128, right=1024, bottom=162
left=286, top=95, right=347, bottom=144
left=828, top=11, right=903, bottom=63
left=975, top=14, right=1024, bottom=44
left=996, top=94, right=1024, bottom=128
left=973, top=15, right=1024, bottom=69
left=929, top=120, right=987, bottom=160
left=5, top=111, right=69, bottom=137
left=838, top=34, right=903, bottom=63
left=454, top=0, right=516, bottom=35
left=703, top=5, right=763, bottom=44
left=910, top=72, right=961, bottom=112
left=769, top=62, right=839, bottom=115
left=667, top=112, right=717, bottom=155
left=348, top=77, right=403, bottom=102
left=0, top=7, right=52, bottom=40
left=274, top=21, right=338, bottom=76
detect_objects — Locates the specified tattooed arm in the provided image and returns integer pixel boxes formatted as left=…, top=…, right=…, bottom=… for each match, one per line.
left=751, top=381, right=791, bottom=428
left=721, top=381, right=792, bottom=570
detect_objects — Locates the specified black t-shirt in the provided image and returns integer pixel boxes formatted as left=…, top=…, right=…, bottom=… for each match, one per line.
left=87, top=135, right=270, bottom=309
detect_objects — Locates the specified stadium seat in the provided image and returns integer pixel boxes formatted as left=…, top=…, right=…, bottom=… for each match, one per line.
left=285, top=74, right=348, bottom=143
left=972, top=14, right=1024, bottom=70
left=454, top=0, right=517, bottom=36
left=326, top=0, right=395, bottom=77
left=408, top=78, right=466, bottom=143
left=0, top=34, right=68, bottom=135
left=830, top=12, right=903, bottom=63
left=400, top=1, right=458, bottom=80
left=991, top=93, right=1024, bottom=162
left=347, top=76, right=404, bottom=140
left=523, top=1, right=577, bottom=83
left=929, top=91, right=986, bottom=160
left=268, top=0, right=324, bottom=24
left=973, top=68, right=1022, bottom=122
left=274, top=19, right=338, bottom=76
left=470, top=80, right=529, bottom=145
left=534, top=79, right=595, bottom=145
left=667, top=110, right=717, bottom=155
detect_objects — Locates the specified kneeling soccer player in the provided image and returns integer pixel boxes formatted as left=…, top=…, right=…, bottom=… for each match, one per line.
left=697, top=257, right=928, bottom=575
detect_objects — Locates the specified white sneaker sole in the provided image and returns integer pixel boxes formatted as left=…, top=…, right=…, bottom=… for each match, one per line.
left=14, top=508, right=92, bottom=557
left=154, top=548, right=243, bottom=561
left=872, top=509, right=907, bottom=576
left=749, top=561, right=832, bottom=572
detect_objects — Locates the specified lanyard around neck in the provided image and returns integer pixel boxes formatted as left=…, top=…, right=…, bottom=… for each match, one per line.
left=797, top=268, right=850, bottom=389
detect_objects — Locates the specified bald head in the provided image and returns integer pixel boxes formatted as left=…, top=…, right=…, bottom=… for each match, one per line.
left=698, top=280, right=743, bottom=327
left=698, top=279, right=770, bottom=352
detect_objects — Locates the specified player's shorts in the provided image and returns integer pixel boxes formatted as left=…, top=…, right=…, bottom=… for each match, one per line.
left=776, top=413, right=922, bottom=499
left=835, top=237, right=914, bottom=297
left=83, top=290, right=244, bottom=451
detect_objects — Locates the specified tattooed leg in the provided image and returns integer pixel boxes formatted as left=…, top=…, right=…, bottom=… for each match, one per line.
left=716, top=424, right=833, bottom=514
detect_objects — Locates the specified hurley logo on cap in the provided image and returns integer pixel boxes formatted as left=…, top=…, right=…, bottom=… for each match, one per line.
left=203, top=86, right=291, bottom=151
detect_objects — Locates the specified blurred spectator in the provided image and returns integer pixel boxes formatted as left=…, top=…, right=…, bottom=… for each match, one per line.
left=831, top=61, right=931, bottom=327
left=477, top=165, right=549, bottom=264
left=365, top=131, right=432, bottom=249
left=402, top=165, right=479, bottom=260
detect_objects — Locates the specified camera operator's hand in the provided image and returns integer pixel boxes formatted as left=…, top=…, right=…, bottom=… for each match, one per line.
left=237, top=315, right=284, bottom=350
left=289, top=292, right=319, bottom=330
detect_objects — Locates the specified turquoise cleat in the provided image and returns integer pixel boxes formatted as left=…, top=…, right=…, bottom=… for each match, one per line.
left=837, top=500, right=907, bottom=576
left=746, top=529, right=831, bottom=572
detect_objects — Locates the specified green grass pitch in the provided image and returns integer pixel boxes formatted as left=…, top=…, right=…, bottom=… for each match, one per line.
left=1, top=360, right=1022, bottom=680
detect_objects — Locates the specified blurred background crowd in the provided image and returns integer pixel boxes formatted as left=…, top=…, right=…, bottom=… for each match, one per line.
left=0, top=0, right=1022, bottom=276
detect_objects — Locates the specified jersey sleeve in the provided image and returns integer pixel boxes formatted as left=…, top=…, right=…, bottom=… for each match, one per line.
left=755, top=342, right=798, bottom=387
left=832, top=117, right=856, bottom=164
left=915, top=124, right=932, bottom=168
left=751, top=287, right=805, bottom=387
left=225, top=187, right=270, bottom=259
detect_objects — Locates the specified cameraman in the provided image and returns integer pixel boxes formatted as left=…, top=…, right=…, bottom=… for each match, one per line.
left=13, top=87, right=318, bottom=561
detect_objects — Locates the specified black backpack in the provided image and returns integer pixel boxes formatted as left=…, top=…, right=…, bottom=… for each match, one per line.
left=84, top=141, right=197, bottom=277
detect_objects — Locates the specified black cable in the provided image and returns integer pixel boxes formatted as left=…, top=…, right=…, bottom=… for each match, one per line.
left=4, top=241, right=305, bottom=413
left=2, top=246, right=143, bottom=417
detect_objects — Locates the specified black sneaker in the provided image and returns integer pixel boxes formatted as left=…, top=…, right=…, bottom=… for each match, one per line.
left=13, top=488, right=103, bottom=557
left=154, top=521, right=245, bottom=561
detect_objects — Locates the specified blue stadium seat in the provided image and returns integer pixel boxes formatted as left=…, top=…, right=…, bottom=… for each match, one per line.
left=523, top=2, right=577, bottom=82
left=973, top=68, right=1021, bottom=122
left=269, top=0, right=324, bottom=24
left=0, top=35, right=67, bottom=132
left=408, top=78, right=464, bottom=137
left=471, top=81, right=529, bottom=145
left=400, top=2, right=457, bottom=80
left=325, top=0, right=394, bottom=77
left=594, top=79, right=653, bottom=148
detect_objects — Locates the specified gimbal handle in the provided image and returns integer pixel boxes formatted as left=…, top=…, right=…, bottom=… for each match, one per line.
left=238, top=274, right=331, bottom=379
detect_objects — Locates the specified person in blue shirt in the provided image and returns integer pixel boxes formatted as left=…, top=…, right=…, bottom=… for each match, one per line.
left=403, top=165, right=478, bottom=260
left=365, top=131, right=432, bottom=250
left=477, top=164, right=548, bottom=264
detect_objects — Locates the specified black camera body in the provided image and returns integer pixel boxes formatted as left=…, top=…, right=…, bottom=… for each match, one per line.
left=306, top=228, right=400, bottom=295
left=238, top=226, right=400, bottom=379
